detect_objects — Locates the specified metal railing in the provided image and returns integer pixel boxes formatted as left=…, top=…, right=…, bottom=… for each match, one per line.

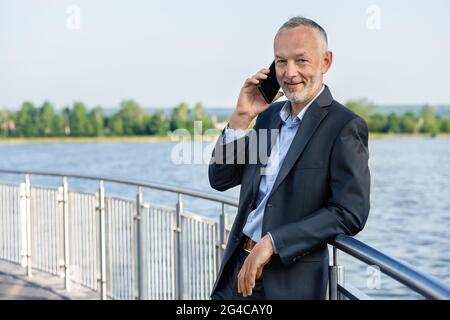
left=1, top=169, right=449, bottom=300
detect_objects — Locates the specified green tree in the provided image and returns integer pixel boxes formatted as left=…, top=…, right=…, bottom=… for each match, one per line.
left=147, top=111, right=169, bottom=136
left=440, top=117, right=450, bottom=133
left=109, top=115, right=124, bottom=135
left=400, top=112, right=417, bottom=134
left=170, top=102, right=190, bottom=131
left=52, top=113, right=67, bottom=136
left=16, top=101, right=37, bottom=137
left=386, top=113, right=401, bottom=133
left=0, top=109, right=7, bottom=136
left=37, top=101, right=56, bottom=136
left=89, top=106, right=105, bottom=136
left=419, top=105, right=439, bottom=136
left=190, top=102, right=213, bottom=134
left=345, top=98, right=375, bottom=123
left=111, top=100, right=147, bottom=135
left=69, top=102, right=92, bottom=136
left=368, top=113, right=388, bottom=132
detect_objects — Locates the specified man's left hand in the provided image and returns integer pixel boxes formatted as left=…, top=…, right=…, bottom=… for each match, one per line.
left=237, top=234, right=274, bottom=297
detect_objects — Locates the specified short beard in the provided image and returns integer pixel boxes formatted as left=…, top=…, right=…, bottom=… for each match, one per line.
left=282, top=75, right=321, bottom=105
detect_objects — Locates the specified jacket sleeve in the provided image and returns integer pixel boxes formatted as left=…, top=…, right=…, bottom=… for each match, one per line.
left=269, top=116, right=371, bottom=266
left=208, top=124, right=251, bottom=192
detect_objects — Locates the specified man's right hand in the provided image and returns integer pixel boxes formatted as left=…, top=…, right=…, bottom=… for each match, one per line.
left=229, top=68, right=284, bottom=130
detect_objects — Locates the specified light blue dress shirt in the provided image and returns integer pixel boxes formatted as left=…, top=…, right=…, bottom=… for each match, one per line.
left=223, top=86, right=325, bottom=253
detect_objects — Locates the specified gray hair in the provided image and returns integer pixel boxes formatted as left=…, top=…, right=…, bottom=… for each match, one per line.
left=278, top=16, right=328, bottom=50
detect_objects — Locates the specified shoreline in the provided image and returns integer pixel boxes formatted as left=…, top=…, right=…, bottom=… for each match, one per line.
left=0, top=133, right=449, bottom=144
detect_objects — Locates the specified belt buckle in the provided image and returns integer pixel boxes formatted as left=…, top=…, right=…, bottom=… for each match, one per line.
left=243, top=237, right=252, bottom=253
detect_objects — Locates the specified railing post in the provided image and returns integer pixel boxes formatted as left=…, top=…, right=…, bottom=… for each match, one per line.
left=174, top=193, right=183, bottom=300
left=135, top=187, right=148, bottom=300
left=217, top=203, right=227, bottom=270
left=98, top=180, right=107, bottom=300
left=62, top=177, right=71, bottom=291
left=25, top=174, right=32, bottom=278
left=329, top=247, right=345, bottom=300
left=19, top=183, right=28, bottom=268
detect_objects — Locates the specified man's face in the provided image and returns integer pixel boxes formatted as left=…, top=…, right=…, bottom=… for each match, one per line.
left=274, top=26, right=331, bottom=105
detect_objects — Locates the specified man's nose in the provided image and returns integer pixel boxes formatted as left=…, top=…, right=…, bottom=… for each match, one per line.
left=285, top=61, right=298, bottom=79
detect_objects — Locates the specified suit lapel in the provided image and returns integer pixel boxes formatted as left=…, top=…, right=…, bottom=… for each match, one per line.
left=267, top=85, right=334, bottom=198
left=250, top=85, right=334, bottom=204
left=267, top=101, right=329, bottom=198
left=251, top=111, right=283, bottom=203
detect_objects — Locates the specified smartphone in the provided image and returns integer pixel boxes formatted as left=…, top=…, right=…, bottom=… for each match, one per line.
left=258, top=61, right=280, bottom=104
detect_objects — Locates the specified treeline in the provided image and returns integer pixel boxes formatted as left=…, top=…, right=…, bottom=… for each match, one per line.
left=1, top=99, right=449, bottom=138
left=0, top=100, right=215, bottom=137
left=346, top=99, right=450, bottom=136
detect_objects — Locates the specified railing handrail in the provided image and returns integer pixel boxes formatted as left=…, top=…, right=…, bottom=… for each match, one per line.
left=331, top=234, right=450, bottom=300
left=0, top=168, right=239, bottom=207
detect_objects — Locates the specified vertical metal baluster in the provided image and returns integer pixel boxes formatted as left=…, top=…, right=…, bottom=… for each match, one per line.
left=128, top=202, right=133, bottom=299
left=57, top=187, right=63, bottom=277
left=149, top=207, right=154, bottom=300
left=86, top=194, right=90, bottom=288
left=90, top=195, right=95, bottom=289
left=98, top=180, right=107, bottom=300
left=74, top=194, right=80, bottom=284
left=117, top=200, right=122, bottom=299
left=217, top=203, right=227, bottom=273
left=172, top=212, right=177, bottom=300
left=164, top=210, right=169, bottom=299
left=62, top=177, right=70, bottom=290
left=209, top=224, right=214, bottom=295
left=155, top=208, right=160, bottom=299
left=49, top=190, right=53, bottom=273
left=119, top=201, right=124, bottom=299
left=110, top=198, right=116, bottom=299
left=0, top=185, right=4, bottom=261
left=130, top=202, right=135, bottom=299
left=174, top=194, right=183, bottom=300
left=135, top=187, right=147, bottom=300
left=195, top=220, right=199, bottom=299
left=15, top=187, right=20, bottom=263
left=6, top=185, right=11, bottom=262
left=3, top=185, right=6, bottom=261
left=187, top=218, right=191, bottom=299
left=121, top=201, right=126, bottom=299
left=43, top=189, right=47, bottom=272
left=329, top=247, right=345, bottom=300
left=152, top=207, right=157, bottom=300
left=25, top=175, right=32, bottom=277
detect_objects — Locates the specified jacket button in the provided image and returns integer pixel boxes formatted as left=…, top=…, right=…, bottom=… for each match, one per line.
left=267, top=203, right=273, bottom=208
left=292, top=257, right=297, bottom=262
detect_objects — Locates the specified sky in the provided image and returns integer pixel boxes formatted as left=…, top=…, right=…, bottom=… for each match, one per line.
left=1, top=0, right=449, bottom=110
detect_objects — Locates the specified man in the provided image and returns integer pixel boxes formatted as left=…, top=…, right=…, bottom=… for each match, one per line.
left=208, top=16, right=370, bottom=300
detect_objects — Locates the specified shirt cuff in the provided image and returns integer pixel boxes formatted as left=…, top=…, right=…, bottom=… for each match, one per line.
left=266, top=232, right=278, bottom=254
left=222, top=123, right=247, bottom=144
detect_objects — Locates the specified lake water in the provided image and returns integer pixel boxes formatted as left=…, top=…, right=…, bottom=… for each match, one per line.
left=1, top=137, right=449, bottom=299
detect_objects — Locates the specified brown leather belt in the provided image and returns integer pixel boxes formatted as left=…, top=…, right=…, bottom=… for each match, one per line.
left=243, top=237, right=257, bottom=253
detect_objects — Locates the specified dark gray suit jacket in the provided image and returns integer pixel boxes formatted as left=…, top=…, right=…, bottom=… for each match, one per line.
left=208, top=85, right=370, bottom=299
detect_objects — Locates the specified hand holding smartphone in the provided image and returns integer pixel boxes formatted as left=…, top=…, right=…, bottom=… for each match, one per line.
left=229, top=62, right=283, bottom=130
left=257, top=61, right=281, bottom=104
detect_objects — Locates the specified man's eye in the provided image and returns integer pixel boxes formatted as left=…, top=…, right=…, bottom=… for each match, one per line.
left=276, top=60, right=286, bottom=64
left=297, top=59, right=307, bottom=63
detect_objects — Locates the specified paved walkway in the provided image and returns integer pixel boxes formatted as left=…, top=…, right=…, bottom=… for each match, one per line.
left=0, top=260, right=99, bottom=300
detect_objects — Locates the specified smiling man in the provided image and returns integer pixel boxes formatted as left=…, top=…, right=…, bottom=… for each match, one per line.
left=209, top=16, right=371, bottom=300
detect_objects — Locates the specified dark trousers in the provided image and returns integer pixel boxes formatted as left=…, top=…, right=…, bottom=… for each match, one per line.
left=211, top=237, right=266, bottom=300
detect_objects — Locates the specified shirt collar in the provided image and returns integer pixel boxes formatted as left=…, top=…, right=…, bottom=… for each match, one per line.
left=279, top=84, right=325, bottom=123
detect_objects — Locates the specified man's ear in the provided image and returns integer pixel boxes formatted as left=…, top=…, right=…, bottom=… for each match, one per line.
left=322, top=51, right=333, bottom=74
